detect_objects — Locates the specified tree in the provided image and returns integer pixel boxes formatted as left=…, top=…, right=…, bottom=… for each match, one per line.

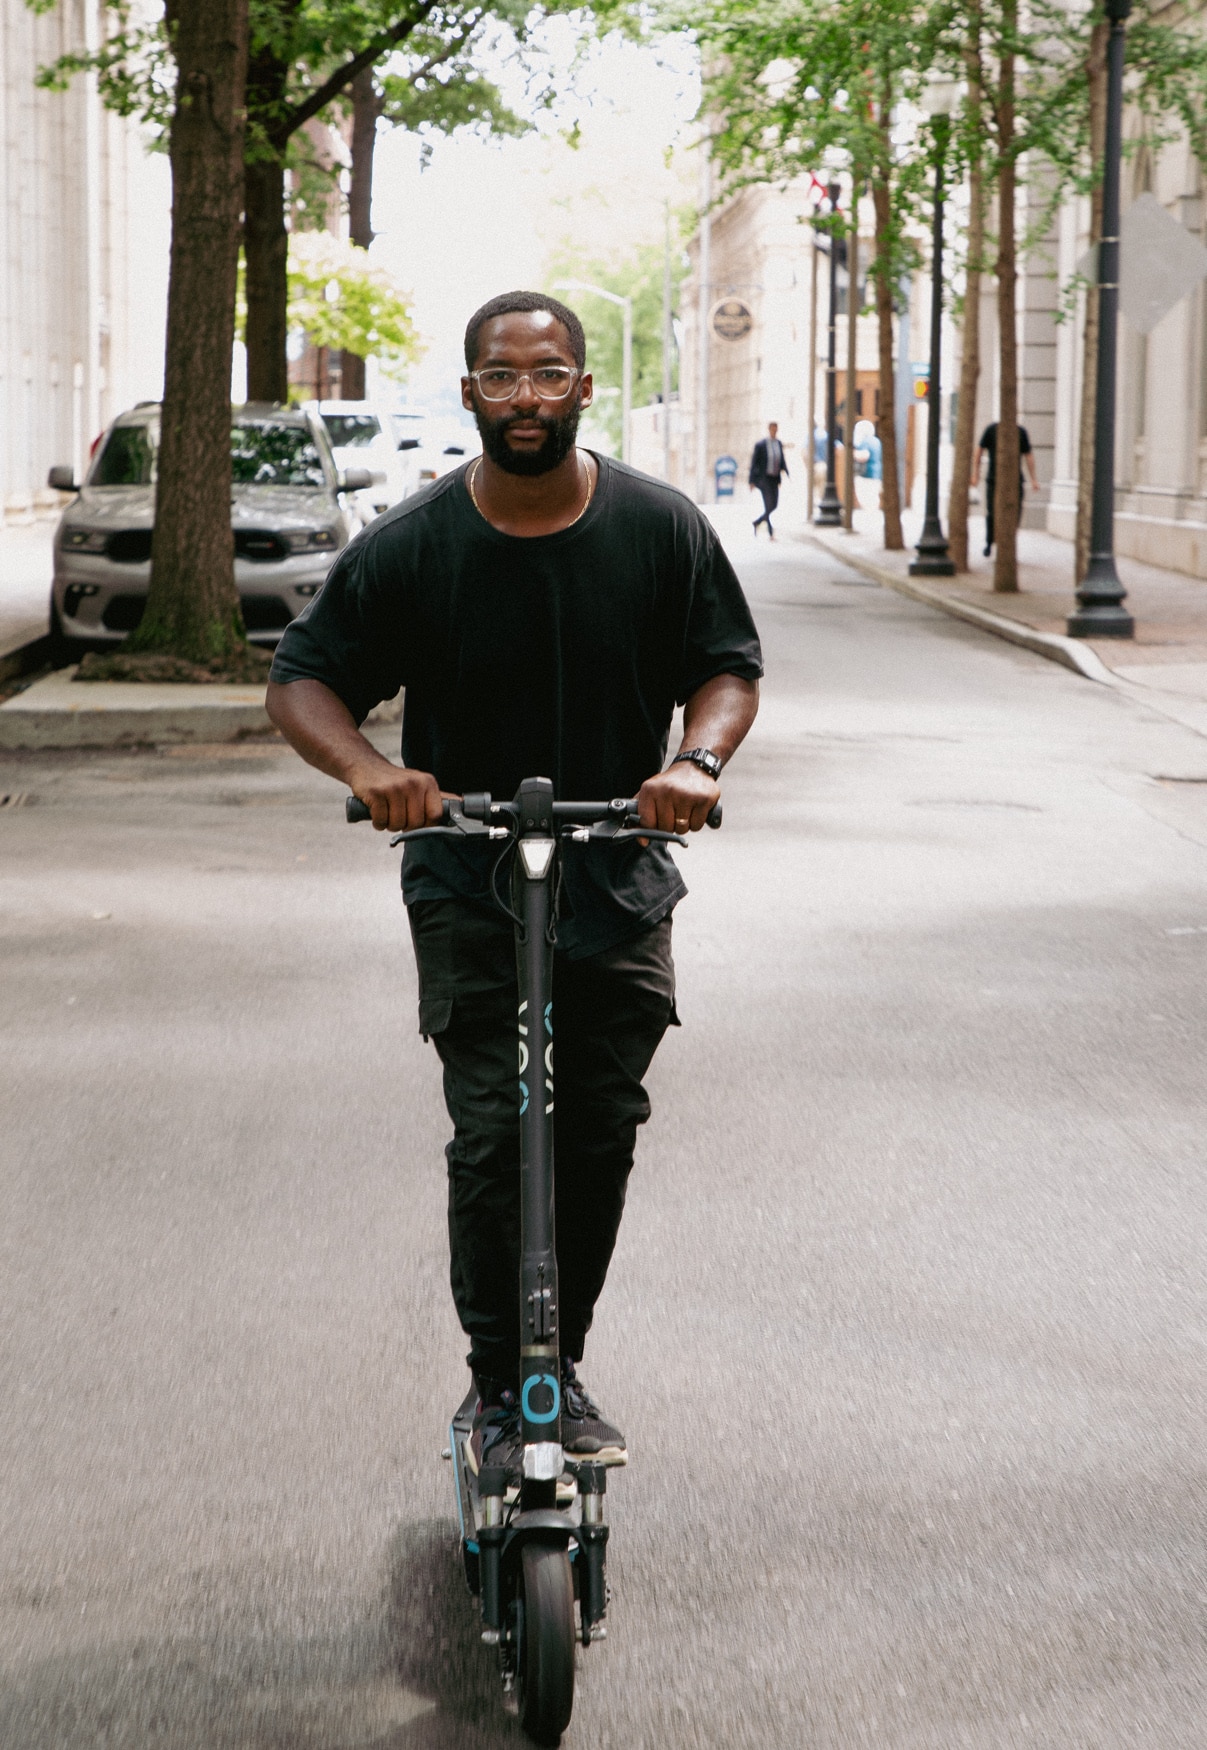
left=138, top=0, right=250, bottom=671
left=32, top=0, right=253, bottom=674
left=681, top=0, right=935, bottom=550
left=337, top=39, right=528, bottom=397
left=946, top=2, right=986, bottom=574
left=545, top=241, right=687, bottom=453
left=942, top=0, right=1207, bottom=591
left=282, top=230, right=421, bottom=378
left=242, top=0, right=559, bottom=404
left=34, top=1, right=552, bottom=404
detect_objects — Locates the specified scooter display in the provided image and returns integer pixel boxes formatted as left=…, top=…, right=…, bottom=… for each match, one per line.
left=348, top=776, right=719, bottom=1745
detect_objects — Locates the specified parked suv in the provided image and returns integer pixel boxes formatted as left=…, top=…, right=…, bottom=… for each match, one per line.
left=48, top=403, right=371, bottom=651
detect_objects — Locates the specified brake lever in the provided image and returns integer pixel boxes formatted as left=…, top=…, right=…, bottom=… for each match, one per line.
left=389, top=809, right=513, bottom=848
left=564, top=825, right=687, bottom=847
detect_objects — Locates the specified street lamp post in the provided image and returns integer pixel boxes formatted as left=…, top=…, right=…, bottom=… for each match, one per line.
left=554, top=279, right=633, bottom=466
left=910, top=83, right=957, bottom=578
left=1067, top=0, right=1135, bottom=638
left=814, top=182, right=843, bottom=527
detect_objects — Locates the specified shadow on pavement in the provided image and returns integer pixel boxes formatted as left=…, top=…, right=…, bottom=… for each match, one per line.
left=0, top=1519, right=527, bottom=1750
left=387, top=1517, right=527, bottom=1748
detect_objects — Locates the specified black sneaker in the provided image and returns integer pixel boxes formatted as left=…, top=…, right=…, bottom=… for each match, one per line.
left=467, top=1387, right=522, bottom=1479
left=560, top=1359, right=627, bottom=1465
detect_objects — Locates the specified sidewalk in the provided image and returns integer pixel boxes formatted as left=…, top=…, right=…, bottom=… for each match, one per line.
left=806, top=503, right=1207, bottom=739
left=0, top=519, right=54, bottom=663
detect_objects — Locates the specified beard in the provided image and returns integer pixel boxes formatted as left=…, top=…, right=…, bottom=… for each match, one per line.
left=473, top=401, right=581, bottom=477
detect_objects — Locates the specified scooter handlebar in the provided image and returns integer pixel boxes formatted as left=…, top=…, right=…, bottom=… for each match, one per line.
left=345, top=793, right=721, bottom=829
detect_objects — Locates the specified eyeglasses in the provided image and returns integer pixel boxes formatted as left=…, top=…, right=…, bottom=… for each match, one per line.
left=468, top=366, right=580, bottom=403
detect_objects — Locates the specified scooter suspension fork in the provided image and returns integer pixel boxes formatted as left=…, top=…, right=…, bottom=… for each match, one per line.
left=515, top=779, right=562, bottom=1507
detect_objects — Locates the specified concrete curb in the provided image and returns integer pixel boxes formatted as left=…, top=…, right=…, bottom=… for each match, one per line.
left=0, top=633, right=52, bottom=687
left=0, top=665, right=272, bottom=750
left=805, top=531, right=1117, bottom=686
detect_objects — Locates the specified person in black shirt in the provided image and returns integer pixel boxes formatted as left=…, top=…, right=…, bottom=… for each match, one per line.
left=267, top=290, right=761, bottom=1477
left=973, top=421, right=1039, bottom=556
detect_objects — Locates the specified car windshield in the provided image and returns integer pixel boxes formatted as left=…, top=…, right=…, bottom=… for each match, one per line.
left=90, top=423, right=156, bottom=486
left=231, top=421, right=327, bottom=487
left=322, top=414, right=381, bottom=449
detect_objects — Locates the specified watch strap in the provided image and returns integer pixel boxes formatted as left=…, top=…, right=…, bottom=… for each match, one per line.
left=671, top=747, right=722, bottom=779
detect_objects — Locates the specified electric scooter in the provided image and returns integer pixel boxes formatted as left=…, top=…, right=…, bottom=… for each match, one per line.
left=348, top=776, right=719, bottom=1745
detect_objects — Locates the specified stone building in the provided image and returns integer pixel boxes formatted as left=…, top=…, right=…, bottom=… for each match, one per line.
left=1048, top=105, right=1207, bottom=577
left=1, top=0, right=169, bottom=522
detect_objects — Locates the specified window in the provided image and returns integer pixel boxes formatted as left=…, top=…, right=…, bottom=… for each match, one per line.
left=90, top=423, right=156, bottom=485
left=230, top=422, right=327, bottom=487
left=321, top=414, right=381, bottom=449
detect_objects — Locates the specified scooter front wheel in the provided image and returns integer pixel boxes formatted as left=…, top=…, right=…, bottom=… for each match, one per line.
left=516, top=1542, right=576, bottom=1745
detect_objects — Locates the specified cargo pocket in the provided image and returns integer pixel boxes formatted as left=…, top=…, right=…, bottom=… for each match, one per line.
left=418, top=994, right=453, bottom=1041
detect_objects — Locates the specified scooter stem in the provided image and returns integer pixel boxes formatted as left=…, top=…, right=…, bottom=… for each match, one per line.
left=515, top=778, right=562, bottom=1507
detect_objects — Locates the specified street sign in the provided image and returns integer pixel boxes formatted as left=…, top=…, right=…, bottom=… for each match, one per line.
left=711, top=298, right=753, bottom=341
left=1118, top=192, right=1207, bottom=335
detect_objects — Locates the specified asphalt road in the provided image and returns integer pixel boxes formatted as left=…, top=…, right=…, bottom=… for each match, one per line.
left=4, top=531, right=1207, bottom=1749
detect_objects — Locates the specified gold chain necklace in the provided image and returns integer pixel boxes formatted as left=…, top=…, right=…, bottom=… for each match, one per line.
left=467, top=453, right=595, bottom=530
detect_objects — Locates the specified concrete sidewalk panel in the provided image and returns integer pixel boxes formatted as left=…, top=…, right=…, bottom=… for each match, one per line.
left=0, top=666, right=271, bottom=749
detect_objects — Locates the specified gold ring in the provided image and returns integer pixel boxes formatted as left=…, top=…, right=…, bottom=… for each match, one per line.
left=675, top=817, right=688, bottom=830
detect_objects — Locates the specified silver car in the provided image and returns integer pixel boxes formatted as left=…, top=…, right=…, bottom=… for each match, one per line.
left=48, top=403, right=372, bottom=650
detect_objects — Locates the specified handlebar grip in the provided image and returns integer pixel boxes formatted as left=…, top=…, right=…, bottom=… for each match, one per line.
left=707, top=801, right=722, bottom=829
left=345, top=795, right=452, bottom=825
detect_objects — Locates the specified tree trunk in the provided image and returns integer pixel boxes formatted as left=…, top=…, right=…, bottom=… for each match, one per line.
left=994, top=27, right=1020, bottom=593
left=948, top=26, right=983, bottom=573
left=872, top=116, right=903, bottom=550
left=244, top=153, right=289, bottom=404
left=948, top=162, right=983, bottom=571
left=1075, top=18, right=1110, bottom=585
left=341, top=65, right=381, bottom=400
left=129, top=0, right=248, bottom=665
left=844, top=189, right=860, bottom=530
left=244, top=36, right=291, bottom=405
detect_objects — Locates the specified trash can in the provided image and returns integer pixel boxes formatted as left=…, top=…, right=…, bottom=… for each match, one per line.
left=714, top=455, right=738, bottom=498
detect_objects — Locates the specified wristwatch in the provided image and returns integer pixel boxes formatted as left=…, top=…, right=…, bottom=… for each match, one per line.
left=671, top=747, right=723, bottom=780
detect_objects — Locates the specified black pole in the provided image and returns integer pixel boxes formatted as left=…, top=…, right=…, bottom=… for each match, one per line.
left=1068, top=0, right=1134, bottom=638
left=815, top=181, right=843, bottom=526
left=910, top=115, right=955, bottom=577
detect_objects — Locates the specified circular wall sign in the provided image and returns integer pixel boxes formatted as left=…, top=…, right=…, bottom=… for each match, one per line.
left=711, top=298, right=754, bottom=341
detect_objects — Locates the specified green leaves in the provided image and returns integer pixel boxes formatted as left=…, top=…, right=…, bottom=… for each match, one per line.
left=244, top=231, right=423, bottom=366
left=546, top=241, right=684, bottom=453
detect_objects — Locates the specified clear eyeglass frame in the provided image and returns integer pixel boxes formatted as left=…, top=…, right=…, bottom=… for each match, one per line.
left=468, top=367, right=580, bottom=403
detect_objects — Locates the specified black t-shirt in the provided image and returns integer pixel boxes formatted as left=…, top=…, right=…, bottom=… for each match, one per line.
left=269, top=455, right=764, bottom=957
left=979, top=423, right=1032, bottom=481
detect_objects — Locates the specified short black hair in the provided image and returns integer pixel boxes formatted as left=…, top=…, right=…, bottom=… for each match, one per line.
left=464, top=291, right=587, bottom=373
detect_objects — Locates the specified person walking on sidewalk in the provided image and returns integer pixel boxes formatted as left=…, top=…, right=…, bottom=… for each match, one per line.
left=749, top=421, right=789, bottom=538
left=973, top=421, right=1039, bottom=557
left=265, top=290, right=762, bottom=1480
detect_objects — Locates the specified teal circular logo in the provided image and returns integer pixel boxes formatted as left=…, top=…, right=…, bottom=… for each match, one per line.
left=522, top=1373, right=560, bottom=1425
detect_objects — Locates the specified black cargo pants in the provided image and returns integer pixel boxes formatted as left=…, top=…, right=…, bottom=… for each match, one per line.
left=408, top=899, right=678, bottom=1390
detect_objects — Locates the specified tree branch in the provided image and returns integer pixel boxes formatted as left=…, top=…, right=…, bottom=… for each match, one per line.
left=271, top=0, right=443, bottom=147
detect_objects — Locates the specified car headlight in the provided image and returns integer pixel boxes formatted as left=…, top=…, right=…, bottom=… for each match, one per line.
left=64, top=530, right=108, bottom=552
left=284, top=528, right=338, bottom=553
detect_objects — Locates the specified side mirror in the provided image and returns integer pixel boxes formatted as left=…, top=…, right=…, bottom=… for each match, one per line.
left=397, top=438, right=420, bottom=451
left=339, top=467, right=373, bottom=493
left=48, top=465, right=78, bottom=492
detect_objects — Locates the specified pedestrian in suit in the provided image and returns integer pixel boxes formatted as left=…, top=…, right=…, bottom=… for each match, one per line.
left=749, top=421, right=789, bottom=539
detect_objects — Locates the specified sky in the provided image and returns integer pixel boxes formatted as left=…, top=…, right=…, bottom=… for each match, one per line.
left=366, top=21, right=702, bottom=421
